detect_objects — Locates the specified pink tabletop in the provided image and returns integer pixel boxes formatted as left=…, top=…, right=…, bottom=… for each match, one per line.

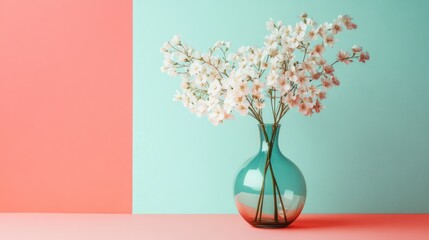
left=0, top=214, right=428, bottom=240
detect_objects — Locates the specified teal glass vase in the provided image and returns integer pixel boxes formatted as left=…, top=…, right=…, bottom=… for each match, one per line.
left=233, top=124, right=306, bottom=228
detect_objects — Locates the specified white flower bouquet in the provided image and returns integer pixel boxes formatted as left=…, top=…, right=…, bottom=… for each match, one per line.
left=161, top=13, right=369, bottom=126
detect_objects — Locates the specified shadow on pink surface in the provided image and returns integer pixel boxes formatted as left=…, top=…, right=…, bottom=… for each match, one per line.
left=286, top=214, right=428, bottom=230
left=290, top=215, right=360, bottom=229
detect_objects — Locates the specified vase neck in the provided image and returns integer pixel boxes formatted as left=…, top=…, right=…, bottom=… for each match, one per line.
left=258, top=124, right=281, bottom=152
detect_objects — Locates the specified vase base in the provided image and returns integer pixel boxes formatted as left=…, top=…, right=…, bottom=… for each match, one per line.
left=249, top=220, right=292, bottom=229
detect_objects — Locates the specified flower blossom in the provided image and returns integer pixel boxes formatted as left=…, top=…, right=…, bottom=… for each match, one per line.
left=324, top=34, right=336, bottom=47
left=331, top=22, right=342, bottom=34
left=171, top=34, right=181, bottom=45
left=352, top=45, right=362, bottom=53
left=340, top=15, right=357, bottom=30
left=337, top=50, right=352, bottom=64
left=359, top=51, right=370, bottom=63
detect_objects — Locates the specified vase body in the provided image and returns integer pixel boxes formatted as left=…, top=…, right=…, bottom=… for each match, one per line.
left=233, top=124, right=306, bottom=228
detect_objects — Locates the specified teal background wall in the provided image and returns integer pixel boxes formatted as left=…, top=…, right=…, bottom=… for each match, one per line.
left=134, top=0, right=429, bottom=213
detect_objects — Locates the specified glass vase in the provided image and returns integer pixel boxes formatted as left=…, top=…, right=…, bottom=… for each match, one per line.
left=233, top=124, right=306, bottom=228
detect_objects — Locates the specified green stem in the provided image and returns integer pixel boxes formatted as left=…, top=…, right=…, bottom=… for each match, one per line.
left=254, top=125, right=270, bottom=222
left=273, top=169, right=288, bottom=222
left=269, top=126, right=278, bottom=222
left=253, top=124, right=288, bottom=224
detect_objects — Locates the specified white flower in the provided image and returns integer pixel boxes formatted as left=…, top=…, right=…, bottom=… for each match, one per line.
left=280, top=25, right=292, bottom=44
left=244, top=66, right=257, bottom=79
left=206, top=96, right=220, bottom=111
left=160, top=42, right=169, bottom=53
left=295, top=22, right=307, bottom=35
left=201, top=53, right=210, bottom=62
left=180, top=79, right=190, bottom=90
left=193, top=99, right=208, bottom=117
left=236, top=81, right=250, bottom=95
left=278, top=77, right=291, bottom=95
left=317, top=23, right=330, bottom=38
left=269, top=56, right=280, bottom=68
left=286, top=35, right=299, bottom=49
left=213, top=41, right=222, bottom=48
left=219, top=61, right=231, bottom=73
left=172, top=51, right=187, bottom=62
left=266, top=18, right=275, bottom=30
left=306, top=18, right=316, bottom=27
left=194, top=75, right=207, bottom=88
left=208, top=105, right=225, bottom=126
left=189, top=62, right=202, bottom=75
left=227, top=53, right=238, bottom=61
left=219, top=77, right=232, bottom=90
left=167, top=68, right=178, bottom=76
left=302, top=60, right=315, bottom=72
left=255, top=101, right=265, bottom=109
left=285, top=67, right=297, bottom=83
left=224, top=41, right=231, bottom=49
left=181, top=90, right=196, bottom=109
left=170, top=34, right=181, bottom=45
left=236, top=102, right=250, bottom=116
left=192, top=51, right=201, bottom=59
left=331, top=22, right=342, bottom=34
left=324, top=34, right=336, bottom=47
left=173, top=90, right=182, bottom=102
left=162, top=58, right=174, bottom=68
left=223, top=93, right=236, bottom=112
left=252, top=79, right=264, bottom=92
left=296, top=72, right=309, bottom=86
left=208, top=81, right=222, bottom=96
left=296, top=31, right=306, bottom=42
left=237, top=46, right=248, bottom=55
left=264, top=35, right=278, bottom=51
left=233, top=93, right=246, bottom=105
left=266, top=70, right=279, bottom=87
left=307, top=29, right=318, bottom=40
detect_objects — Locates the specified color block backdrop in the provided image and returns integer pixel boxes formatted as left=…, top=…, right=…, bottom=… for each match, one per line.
left=0, top=0, right=132, bottom=212
left=1, top=0, right=428, bottom=214
left=133, top=0, right=429, bottom=213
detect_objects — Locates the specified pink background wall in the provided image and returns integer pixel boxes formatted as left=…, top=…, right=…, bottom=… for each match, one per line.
left=0, top=0, right=132, bottom=213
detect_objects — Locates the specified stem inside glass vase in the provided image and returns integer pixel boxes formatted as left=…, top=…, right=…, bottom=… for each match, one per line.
left=254, top=124, right=288, bottom=224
